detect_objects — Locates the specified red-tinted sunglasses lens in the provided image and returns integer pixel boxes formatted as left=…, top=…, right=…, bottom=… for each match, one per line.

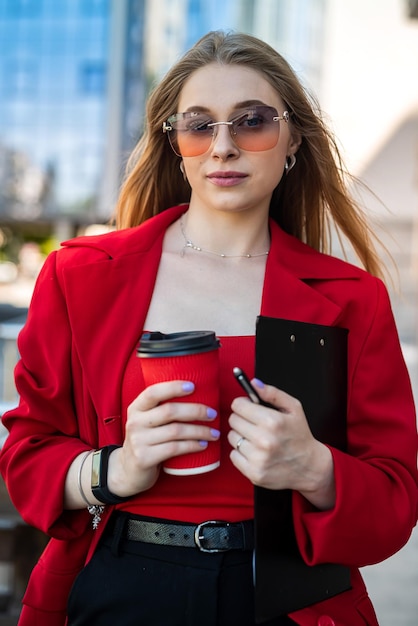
left=165, top=106, right=282, bottom=156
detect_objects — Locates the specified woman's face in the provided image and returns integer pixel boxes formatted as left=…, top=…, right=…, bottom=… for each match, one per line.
left=176, top=63, right=300, bottom=217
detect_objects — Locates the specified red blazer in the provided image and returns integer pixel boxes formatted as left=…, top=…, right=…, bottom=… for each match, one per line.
left=0, top=205, right=416, bottom=626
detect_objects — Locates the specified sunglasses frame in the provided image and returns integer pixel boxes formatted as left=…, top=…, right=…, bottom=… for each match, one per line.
left=163, top=106, right=289, bottom=157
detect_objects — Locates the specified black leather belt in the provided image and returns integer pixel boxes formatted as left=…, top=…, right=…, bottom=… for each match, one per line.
left=111, top=516, right=254, bottom=553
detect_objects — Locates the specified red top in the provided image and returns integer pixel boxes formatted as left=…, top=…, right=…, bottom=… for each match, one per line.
left=118, top=335, right=255, bottom=522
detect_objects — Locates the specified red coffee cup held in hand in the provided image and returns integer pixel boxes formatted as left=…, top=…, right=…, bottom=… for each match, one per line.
left=137, top=331, right=221, bottom=475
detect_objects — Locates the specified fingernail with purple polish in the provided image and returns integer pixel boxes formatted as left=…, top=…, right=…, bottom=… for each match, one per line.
left=182, top=382, right=195, bottom=392
left=253, top=378, right=265, bottom=388
left=210, top=429, right=221, bottom=438
left=207, top=408, right=217, bottom=420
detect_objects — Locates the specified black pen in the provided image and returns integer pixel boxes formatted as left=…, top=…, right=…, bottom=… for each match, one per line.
left=233, top=367, right=263, bottom=403
left=233, top=367, right=274, bottom=408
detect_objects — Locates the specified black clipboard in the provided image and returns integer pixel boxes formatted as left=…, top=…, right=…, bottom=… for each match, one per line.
left=254, top=316, right=351, bottom=623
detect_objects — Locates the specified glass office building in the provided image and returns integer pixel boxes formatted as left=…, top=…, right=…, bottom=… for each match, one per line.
left=0, top=0, right=146, bottom=225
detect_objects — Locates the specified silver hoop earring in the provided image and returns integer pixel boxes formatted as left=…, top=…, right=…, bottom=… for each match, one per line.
left=180, top=161, right=187, bottom=181
left=285, top=154, right=296, bottom=175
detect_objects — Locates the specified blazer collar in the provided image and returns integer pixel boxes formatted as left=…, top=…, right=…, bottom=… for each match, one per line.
left=267, top=219, right=361, bottom=281
left=260, top=220, right=359, bottom=327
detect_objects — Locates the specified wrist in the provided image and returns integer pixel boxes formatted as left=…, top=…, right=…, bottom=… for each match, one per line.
left=106, top=445, right=135, bottom=498
left=299, top=443, right=336, bottom=510
left=91, top=445, right=131, bottom=504
left=108, top=446, right=160, bottom=496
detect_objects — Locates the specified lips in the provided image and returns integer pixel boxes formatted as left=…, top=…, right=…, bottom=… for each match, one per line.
left=207, top=171, right=248, bottom=186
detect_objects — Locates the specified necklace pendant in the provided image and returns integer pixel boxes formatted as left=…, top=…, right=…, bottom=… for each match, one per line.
left=180, top=241, right=193, bottom=257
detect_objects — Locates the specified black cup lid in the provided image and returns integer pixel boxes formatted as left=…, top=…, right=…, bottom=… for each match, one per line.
left=137, top=330, right=220, bottom=355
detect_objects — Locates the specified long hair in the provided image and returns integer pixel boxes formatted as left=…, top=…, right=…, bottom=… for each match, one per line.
left=115, top=30, right=384, bottom=278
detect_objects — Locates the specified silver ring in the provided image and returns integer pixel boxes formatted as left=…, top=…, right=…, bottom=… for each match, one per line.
left=236, top=436, right=245, bottom=452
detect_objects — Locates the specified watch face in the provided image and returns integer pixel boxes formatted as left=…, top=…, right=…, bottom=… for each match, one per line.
left=91, top=450, right=101, bottom=488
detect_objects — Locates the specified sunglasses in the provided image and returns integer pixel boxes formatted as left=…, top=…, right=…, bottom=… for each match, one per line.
left=162, top=105, right=289, bottom=157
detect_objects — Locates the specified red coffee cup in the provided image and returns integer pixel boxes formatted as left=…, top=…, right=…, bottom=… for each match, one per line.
left=137, top=331, right=221, bottom=475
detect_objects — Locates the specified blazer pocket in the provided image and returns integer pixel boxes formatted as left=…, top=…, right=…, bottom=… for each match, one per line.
left=22, top=558, right=82, bottom=613
left=22, top=535, right=91, bottom=613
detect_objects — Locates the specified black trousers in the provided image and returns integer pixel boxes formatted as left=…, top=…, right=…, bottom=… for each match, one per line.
left=67, top=525, right=296, bottom=626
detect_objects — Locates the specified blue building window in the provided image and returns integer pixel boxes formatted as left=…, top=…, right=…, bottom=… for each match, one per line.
left=78, top=0, right=109, bottom=17
left=79, top=61, right=107, bottom=95
left=1, top=0, right=43, bottom=18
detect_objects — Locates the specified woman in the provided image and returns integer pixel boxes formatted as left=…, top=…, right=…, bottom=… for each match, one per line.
left=0, top=31, right=416, bottom=626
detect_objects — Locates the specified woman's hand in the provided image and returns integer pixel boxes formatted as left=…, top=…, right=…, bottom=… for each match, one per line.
left=228, top=379, right=335, bottom=510
left=108, top=381, right=219, bottom=497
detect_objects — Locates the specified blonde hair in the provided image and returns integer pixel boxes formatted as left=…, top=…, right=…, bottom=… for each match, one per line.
left=115, top=30, right=384, bottom=278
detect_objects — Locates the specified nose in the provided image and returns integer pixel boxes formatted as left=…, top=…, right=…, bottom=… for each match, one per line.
left=210, top=123, right=239, bottom=159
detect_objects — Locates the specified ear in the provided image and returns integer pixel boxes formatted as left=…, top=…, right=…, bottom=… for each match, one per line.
left=287, top=130, right=302, bottom=156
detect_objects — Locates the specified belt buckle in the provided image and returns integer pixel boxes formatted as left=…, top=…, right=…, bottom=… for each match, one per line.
left=194, top=520, right=230, bottom=553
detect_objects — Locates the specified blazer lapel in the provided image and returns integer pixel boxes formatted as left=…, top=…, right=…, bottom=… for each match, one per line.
left=261, top=221, right=357, bottom=327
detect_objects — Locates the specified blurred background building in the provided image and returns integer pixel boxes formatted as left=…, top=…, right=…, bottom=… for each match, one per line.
left=0, top=0, right=416, bottom=624
left=0, top=0, right=146, bottom=240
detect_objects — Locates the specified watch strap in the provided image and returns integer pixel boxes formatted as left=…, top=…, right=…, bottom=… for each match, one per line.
left=91, top=445, right=130, bottom=504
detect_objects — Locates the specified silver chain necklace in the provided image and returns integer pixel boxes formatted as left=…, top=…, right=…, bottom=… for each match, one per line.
left=180, top=215, right=269, bottom=259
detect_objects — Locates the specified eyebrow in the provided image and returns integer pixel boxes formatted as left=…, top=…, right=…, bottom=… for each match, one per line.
left=183, top=99, right=268, bottom=113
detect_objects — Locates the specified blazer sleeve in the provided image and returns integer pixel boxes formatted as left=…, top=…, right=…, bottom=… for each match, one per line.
left=292, top=277, right=418, bottom=567
left=0, top=250, right=97, bottom=539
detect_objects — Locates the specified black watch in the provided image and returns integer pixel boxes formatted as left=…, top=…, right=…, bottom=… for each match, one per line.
left=91, top=445, right=130, bottom=504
